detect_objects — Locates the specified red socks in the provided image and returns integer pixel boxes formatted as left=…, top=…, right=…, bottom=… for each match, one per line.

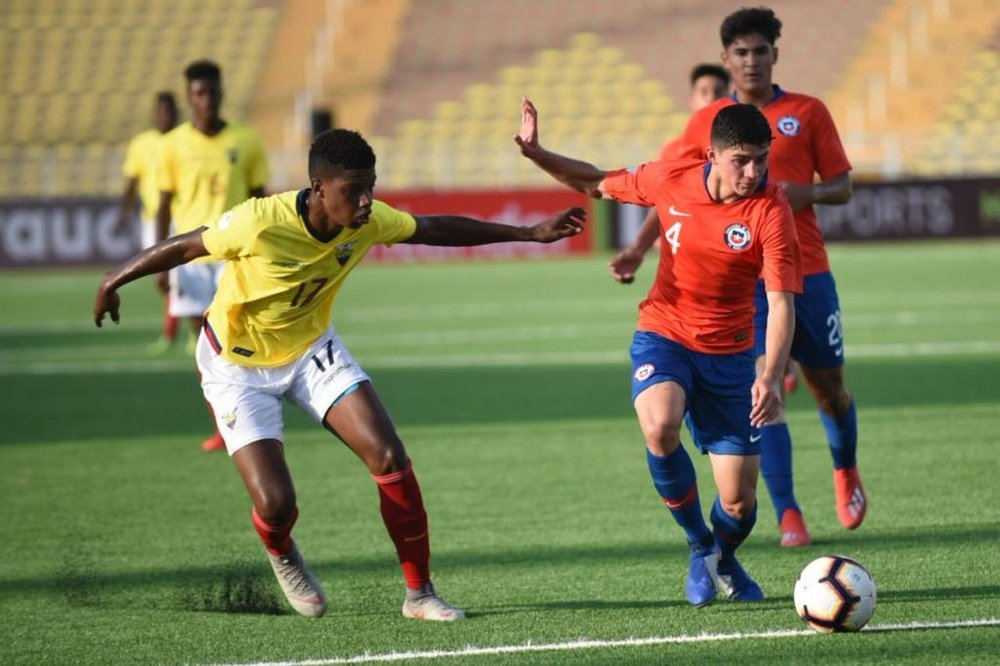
left=252, top=506, right=298, bottom=555
left=373, top=461, right=431, bottom=590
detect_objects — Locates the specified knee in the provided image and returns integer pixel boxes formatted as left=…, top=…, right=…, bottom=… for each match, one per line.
left=642, top=416, right=684, bottom=456
left=718, top=494, right=756, bottom=521
left=816, top=389, right=852, bottom=417
left=367, top=439, right=409, bottom=476
left=254, top=487, right=297, bottom=525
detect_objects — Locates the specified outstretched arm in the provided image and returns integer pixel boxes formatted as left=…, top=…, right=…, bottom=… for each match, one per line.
left=94, top=229, right=210, bottom=327
left=750, top=290, right=795, bottom=427
left=514, top=98, right=608, bottom=198
left=403, top=207, right=585, bottom=246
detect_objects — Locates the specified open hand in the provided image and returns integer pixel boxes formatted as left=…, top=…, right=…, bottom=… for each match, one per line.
left=529, top=207, right=585, bottom=243
left=94, top=284, right=121, bottom=327
left=514, top=97, right=541, bottom=156
left=749, top=374, right=782, bottom=427
left=609, top=247, right=645, bottom=284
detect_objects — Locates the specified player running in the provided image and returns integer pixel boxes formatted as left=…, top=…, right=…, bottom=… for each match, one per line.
left=516, top=98, right=801, bottom=606
left=616, top=7, right=865, bottom=547
left=94, top=128, right=585, bottom=620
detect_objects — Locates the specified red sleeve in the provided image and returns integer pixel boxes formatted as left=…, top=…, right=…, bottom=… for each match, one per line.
left=759, top=188, right=803, bottom=294
left=810, top=100, right=852, bottom=180
left=601, top=162, right=667, bottom=206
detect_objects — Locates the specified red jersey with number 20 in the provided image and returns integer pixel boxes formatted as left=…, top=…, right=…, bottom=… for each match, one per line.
left=666, top=88, right=852, bottom=275
left=603, top=159, right=802, bottom=354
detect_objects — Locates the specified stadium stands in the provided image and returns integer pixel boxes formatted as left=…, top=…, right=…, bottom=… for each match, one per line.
left=0, top=0, right=279, bottom=196
left=3, top=0, right=999, bottom=196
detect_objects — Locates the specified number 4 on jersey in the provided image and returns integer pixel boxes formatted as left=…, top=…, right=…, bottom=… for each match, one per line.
left=663, top=222, right=682, bottom=254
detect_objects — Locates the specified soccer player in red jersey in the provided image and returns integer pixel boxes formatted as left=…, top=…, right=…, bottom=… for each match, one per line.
left=94, top=128, right=585, bottom=620
left=614, top=7, right=866, bottom=547
left=516, top=98, right=802, bottom=606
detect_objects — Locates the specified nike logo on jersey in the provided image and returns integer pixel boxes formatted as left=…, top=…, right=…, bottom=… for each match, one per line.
left=668, top=205, right=692, bottom=217
left=749, top=433, right=762, bottom=443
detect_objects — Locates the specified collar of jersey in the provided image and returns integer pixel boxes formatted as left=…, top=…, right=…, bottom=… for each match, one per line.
left=296, top=188, right=310, bottom=224
left=729, top=84, right=785, bottom=107
left=296, top=187, right=346, bottom=243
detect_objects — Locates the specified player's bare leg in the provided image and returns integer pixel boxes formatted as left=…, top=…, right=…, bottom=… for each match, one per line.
left=801, top=365, right=866, bottom=529
left=755, top=356, right=811, bottom=546
left=708, top=454, right=764, bottom=601
left=635, top=382, right=718, bottom=607
left=194, top=315, right=226, bottom=451
left=232, top=439, right=327, bottom=617
left=324, top=381, right=464, bottom=621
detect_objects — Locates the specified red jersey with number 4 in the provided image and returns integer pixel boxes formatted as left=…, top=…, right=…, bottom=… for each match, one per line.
left=664, top=88, right=851, bottom=275
left=603, top=159, right=802, bottom=354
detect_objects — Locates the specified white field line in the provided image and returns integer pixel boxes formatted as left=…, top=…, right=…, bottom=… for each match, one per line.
left=3, top=340, right=1000, bottom=376
left=210, top=618, right=1000, bottom=666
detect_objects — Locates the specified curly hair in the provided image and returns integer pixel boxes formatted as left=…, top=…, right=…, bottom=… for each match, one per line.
left=710, top=104, right=773, bottom=151
left=308, top=129, right=376, bottom=179
left=184, top=60, right=222, bottom=83
left=720, top=6, right=782, bottom=47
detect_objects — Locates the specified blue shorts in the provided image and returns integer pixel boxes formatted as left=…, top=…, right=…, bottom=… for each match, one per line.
left=630, top=331, right=759, bottom=456
left=754, top=271, right=845, bottom=369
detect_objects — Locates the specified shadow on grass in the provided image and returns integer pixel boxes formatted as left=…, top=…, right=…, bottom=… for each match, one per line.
left=10, top=524, right=999, bottom=617
left=4, top=356, right=1000, bottom=446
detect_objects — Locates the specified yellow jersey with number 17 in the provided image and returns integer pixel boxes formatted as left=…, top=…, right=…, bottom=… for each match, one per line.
left=200, top=190, right=417, bottom=367
left=158, top=121, right=269, bottom=234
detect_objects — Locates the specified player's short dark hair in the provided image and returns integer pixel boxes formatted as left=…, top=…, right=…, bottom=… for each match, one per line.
left=184, top=60, right=222, bottom=83
left=710, top=104, right=772, bottom=151
left=690, top=63, right=730, bottom=87
left=720, top=6, right=782, bottom=47
left=308, top=129, right=376, bottom=179
left=155, top=91, right=177, bottom=109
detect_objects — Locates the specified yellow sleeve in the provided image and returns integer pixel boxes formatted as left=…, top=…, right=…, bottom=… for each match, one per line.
left=371, top=200, right=417, bottom=246
left=122, top=134, right=142, bottom=179
left=201, top=200, right=261, bottom=260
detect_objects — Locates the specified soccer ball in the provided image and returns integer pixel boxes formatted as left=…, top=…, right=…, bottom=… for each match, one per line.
left=793, top=555, right=876, bottom=633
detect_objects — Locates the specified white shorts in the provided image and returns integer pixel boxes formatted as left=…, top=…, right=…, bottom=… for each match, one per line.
left=169, top=262, right=223, bottom=317
left=196, top=323, right=372, bottom=455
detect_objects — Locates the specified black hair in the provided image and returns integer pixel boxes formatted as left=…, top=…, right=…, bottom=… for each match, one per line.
left=710, top=103, right=772, bottom=151
left=184, top=60, right=222, bottom=83
left=689, top=63, right=731, bottom=87
left=720, top=7, right=782, bottom=47
left=308, top=129, right=376, bottom=179
left=155, top=91, right=177, bottom=109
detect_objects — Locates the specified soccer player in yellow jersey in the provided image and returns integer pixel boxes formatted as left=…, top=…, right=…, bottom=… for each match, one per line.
left=93, top=128, right=585, bottom=620
left=115, top=92, right=179, bottom=354
left=157, top=60, right=269, bottom=452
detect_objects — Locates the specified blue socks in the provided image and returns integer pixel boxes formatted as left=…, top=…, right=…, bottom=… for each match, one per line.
left=710, top=495, right=757, bottom=562
left=646, top=446, right=711, bottom=547
left=759, top=423, right=800, bottom=521
left=819, top=400, right=858, bottom=469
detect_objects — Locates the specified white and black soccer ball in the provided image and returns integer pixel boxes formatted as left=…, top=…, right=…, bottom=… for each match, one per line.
left=794, top=555, right=876, bottom=633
